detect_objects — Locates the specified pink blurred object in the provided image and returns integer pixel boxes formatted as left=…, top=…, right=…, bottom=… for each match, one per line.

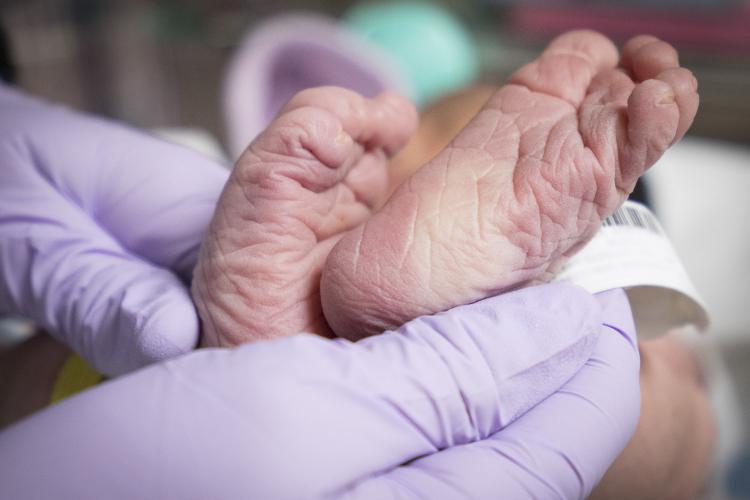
left=508, top=3, right=750, bottom=52
left=223, top=14, right=409, bottom=160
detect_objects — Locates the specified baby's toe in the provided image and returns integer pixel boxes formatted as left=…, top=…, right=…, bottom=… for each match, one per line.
left=510, top=29, right=619, bottom=106
left=620, top=35, right=679, bottom=81
left=621, top=64, right=698, bottom=183
left=622, top=79, right=681, bottom=183
left=654, top=67, right=699, bottom=143
left=280, top=87, right=417, bottom=157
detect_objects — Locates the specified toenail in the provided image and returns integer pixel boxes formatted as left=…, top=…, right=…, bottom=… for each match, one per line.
left=658, top=91, right=676, bottom=105
left=335, top=130, right=352, bottom=145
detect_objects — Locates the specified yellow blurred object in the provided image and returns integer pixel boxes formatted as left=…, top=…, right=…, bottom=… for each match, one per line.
left=50, top=354, right=102, bottom=404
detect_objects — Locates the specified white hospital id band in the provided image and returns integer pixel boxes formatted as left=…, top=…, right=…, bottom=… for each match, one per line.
left=554, top=200, right=709, bottom=339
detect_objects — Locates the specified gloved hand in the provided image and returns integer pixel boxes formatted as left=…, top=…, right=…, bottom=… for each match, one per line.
left=0, top=284, right=640, bottom=500
left=0, top=83, right=229, bottom=375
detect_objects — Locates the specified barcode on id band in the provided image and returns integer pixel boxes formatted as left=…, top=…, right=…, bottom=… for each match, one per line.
left=602, top=203, right=663, bottom=235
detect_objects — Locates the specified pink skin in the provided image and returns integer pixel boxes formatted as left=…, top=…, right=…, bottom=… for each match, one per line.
left=322, top=31, right=699, bottom=339
left=192, top=31, right=699, bottom=345
left=192, top=89, right=417, bottom=345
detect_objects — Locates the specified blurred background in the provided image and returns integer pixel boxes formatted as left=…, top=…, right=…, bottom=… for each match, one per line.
left=1, top=0, right=750, bottom=498
left=2, top=0, right=750, bottom=143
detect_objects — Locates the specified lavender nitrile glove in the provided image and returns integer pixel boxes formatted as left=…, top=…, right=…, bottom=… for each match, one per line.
left=0, top=284, right=640, bottom=500
left=345, top=288, right=640, bottom=499
left=0, top=83, right=229, bottom=375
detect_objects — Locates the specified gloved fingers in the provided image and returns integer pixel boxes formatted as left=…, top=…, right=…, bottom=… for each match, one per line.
left=0, top=283, right=602, bottom=500
left=339, top=289, right=640, bottom=500
left=0, top=135, right=202, bottom=374
left=0, top=85, right=229, bottom=279
left=0, top=185, right=196, bottom=375
left=1, top=232, right=199, bottom=376
left=83, top=129, right=229, bottom=278
left=349, top=282, right=602, bottom=442
left=595, top=288, right=638, bottom=349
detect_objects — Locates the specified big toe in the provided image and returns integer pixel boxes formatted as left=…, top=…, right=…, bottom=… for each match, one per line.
left=510, top=29, right=619, bottom=106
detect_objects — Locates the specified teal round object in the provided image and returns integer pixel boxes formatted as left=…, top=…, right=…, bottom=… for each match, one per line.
left=344, top=2, right=480, bottom=106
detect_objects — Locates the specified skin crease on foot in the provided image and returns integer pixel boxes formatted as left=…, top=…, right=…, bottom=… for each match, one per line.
left=192, top=30, right=699, bottom=346
left=356, top=86, right=717, bottom=500
left=192, top=88, right=418, bottom=344
left=321, top=30, right=700, bottom=339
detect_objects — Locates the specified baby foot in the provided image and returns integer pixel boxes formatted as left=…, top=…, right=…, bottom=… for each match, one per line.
left=192, top=88, right=416, bottom=346
left=321, top=31, right=699, bottom=339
